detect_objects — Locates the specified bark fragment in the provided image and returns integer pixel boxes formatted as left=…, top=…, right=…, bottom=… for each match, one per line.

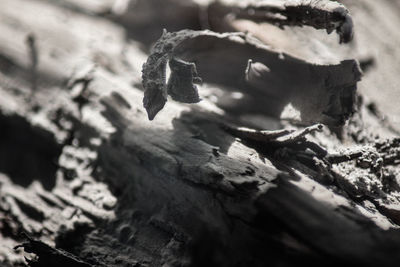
left=142, top=30, right=361, bottom=125
left=167, top=57, right=202, bottom=103
left=208, top=0, right=354, bottom=43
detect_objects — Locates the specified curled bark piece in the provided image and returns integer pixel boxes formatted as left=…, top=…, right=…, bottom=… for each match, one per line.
left=142, top=30, right=210, bottom=120
left=208, top=0, right=354, bottom=43
left=167, top=57, right=202, bottom=103
left=142, top=30, right=361, bottom=125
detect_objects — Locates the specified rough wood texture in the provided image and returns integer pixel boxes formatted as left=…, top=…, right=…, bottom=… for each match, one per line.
left=142, top=30, right=361, bottom=125
left=1, top=0, right=400, bottom=267
left=208, top=0, right=354, bottom=43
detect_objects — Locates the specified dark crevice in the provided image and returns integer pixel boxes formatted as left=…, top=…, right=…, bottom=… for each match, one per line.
left=55, top=223, right=95, bottom=256
left=13, top=198, right=45, bottom=222
left=0, top=113, right=62, bottom=190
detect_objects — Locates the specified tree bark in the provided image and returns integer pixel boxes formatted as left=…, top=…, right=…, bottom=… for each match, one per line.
left=1, top=0, right=400, bottom=267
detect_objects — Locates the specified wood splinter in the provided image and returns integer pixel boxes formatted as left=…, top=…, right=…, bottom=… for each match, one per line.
left=222, top=123, right=323, bottom=146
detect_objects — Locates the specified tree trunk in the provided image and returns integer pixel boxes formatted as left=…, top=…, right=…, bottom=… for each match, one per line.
left=1, top=0, right=400, bottom=267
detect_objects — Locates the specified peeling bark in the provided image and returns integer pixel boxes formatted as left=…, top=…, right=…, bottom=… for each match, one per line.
left=142, top=30, right=361, bottom=125
left=208, top=0, right=354, bottom=44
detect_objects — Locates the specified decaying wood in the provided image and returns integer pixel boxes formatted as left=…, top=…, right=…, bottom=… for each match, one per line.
left=141, top=0, right=360, bottom=125
left=208, top=0, right=354, bottom=43
left=142, top=30, right=361, bottom=125
left=1, top=0, right=400, bottom=267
